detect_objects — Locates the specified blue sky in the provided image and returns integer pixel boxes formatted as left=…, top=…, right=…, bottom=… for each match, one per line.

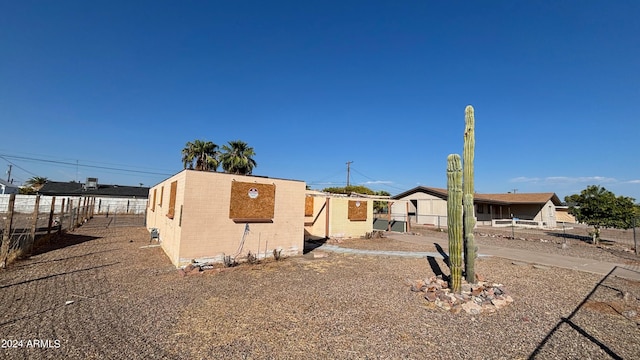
left=1, top=1, right=639, bottom=201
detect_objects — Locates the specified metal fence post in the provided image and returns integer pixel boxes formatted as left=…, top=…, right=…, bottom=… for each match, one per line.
left=634, top=217, right=638, bottom=256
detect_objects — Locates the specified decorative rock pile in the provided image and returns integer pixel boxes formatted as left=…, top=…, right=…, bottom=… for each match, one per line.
left=410, top=275, right=514, bottom=315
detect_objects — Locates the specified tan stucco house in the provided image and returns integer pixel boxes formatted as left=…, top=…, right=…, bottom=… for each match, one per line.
left=390, top=186, right=562, bottom=228
left=304, top=191, right=374, bottom=240
left=146, top=170, right=305, bottom=267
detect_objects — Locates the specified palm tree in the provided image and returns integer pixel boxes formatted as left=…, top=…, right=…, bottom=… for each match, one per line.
left=25, top=176, right=48, bottom=190
left=220, top=140, right=257, bottom=175
left=181, top=140, right=219, bottom=171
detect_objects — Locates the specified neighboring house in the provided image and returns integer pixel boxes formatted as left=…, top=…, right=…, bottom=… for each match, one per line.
left=304, top=191, right=374, bottom=240
left=390, top=186, right=562, bottom=228
left=38, top=179, right=149, bottom=198
left=37, top=178, right=149, bottom=214
left=0, top=179, right=19, bottom=195
left=146, top=170, right=306, bottom=268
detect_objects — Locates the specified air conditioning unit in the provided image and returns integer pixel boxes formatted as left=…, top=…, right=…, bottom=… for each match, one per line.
left=86, top=177, right=98, bottom=190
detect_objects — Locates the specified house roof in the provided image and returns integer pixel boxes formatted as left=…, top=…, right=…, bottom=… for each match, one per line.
left=392, top=186, right=561, bottom=206
left=475, top=192, right=561, bottom=205
left=391, top=186, right=449, bottom=200
left=0, top=179, right=19, bottom=188
left=38, top=181, right=149, bottom=198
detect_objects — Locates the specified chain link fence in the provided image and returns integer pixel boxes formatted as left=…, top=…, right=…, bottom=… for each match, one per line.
left=378, top=212, right=639, bottom=254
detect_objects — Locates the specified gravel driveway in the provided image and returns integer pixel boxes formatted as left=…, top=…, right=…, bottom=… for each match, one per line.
left=1, top=219, right=639, bottom=359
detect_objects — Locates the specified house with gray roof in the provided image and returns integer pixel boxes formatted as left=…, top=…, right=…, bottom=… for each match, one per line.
left=390, top=186, right=562, bottom=229
left=0, top=179, right=19, bottom=195
left=38, top=180, right=149, bottom=198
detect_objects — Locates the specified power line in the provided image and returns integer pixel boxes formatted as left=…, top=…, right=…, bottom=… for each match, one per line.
left=0, top=156, right=41, bottom=178
left=350, top=166, right=407, bottom=192
left=0, top=154, right=174, bottom=177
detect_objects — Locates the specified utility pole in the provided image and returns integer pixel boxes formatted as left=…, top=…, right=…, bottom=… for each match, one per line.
left=346, top=161, right=353, bottom=187
left=6, top=164, right=11, bottom=182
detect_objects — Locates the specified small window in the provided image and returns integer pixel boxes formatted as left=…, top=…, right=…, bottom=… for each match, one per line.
left=477, top=204, right=484, bottom=214
left=159, top=186, right=164, bottom=206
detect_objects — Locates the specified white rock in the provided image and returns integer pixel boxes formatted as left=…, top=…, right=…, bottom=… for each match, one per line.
left=462, top=301, right=482, bottom=315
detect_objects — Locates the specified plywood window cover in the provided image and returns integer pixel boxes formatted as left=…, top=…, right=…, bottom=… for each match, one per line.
left=229, top=181, right=276, bottom=222
left=348, top=200, right=368, bottom=221
left=166, top=181, right=178, bottom=219
left=151, top=189, right=157, bottom=211
left=305, top=196, right=314, bottom=216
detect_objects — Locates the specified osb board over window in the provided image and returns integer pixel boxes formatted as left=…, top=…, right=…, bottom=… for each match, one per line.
left=229, top=181, right=275, bottom=222
left=348, top=200, right=367, bottom=221
left=305, top=196, right=314, bottom=216
left=166, top=181, right=177, bottom=219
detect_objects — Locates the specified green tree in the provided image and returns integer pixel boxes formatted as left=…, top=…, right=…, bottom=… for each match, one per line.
left=565, top=185, right=637, bottom=244
left=322, top=185, right=375, bottom=195
left=322, top=186, right=391, bottom=213
left=19, top=186, right=36, bottom=195
left=373, top=190, right=391, bottom=213
left=220, top=140, right=257, bottom=175
left=182, top=140, right=219, bottom=171
left=25, top=176, right=48, bottom=190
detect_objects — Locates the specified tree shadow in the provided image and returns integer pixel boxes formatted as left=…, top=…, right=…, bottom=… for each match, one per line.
left=528, top=267, right=624, bottom=359
left=544, top=231, right=617, bottom=246
left=0, top=262, right=119, bottom=290
left=545, top=232, right=591, bottom=243
left=12, top=248, right=119, bottom=269
left=30, top=233, right=101, bottom=257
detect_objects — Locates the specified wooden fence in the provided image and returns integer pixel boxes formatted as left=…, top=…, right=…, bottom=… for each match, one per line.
left=0, top=194, right=96, bottom=268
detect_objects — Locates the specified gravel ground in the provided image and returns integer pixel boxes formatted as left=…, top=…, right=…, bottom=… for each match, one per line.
left=1, top=220, right=639, bottom=359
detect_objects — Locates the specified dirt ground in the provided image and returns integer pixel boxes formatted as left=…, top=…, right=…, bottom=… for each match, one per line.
left=0, top=219, right=639, bottom=359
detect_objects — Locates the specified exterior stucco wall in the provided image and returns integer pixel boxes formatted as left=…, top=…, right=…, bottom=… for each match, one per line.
left=327, top=197, right=373, bottom=238
left=391, top=193, right=447, bottom=225
left=539, top=200, right=557, bottom=227
left=146, top=171, right=187, bottom=266
left=304, top=195, right=329, bottom=239
left=147, top=170, right=305, bottom=267
left=304, top=195, right=374, bottom=239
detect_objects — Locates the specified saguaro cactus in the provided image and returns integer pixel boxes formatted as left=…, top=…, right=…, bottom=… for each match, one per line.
left=463, top=105, right=477, bottom=283
left=446, top=154, right=463, bottom=294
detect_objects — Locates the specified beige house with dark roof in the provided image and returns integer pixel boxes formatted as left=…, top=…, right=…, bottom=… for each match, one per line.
left=146, top=170, right=306, bottom=267
left=390, top=186, right=563, bottom=229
